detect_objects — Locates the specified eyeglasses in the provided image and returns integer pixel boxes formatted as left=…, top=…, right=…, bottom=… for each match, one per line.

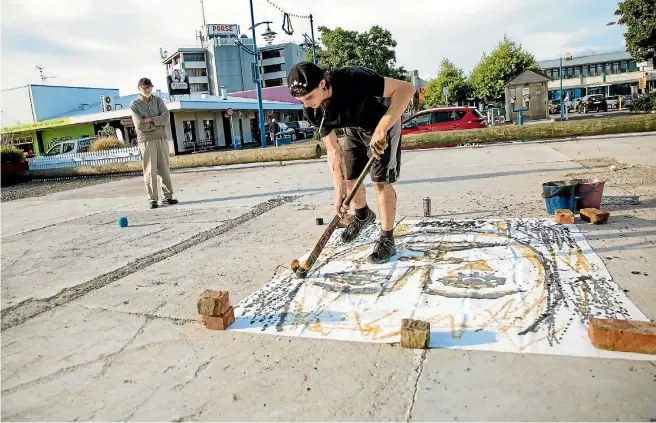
left=139, top=85, right=153, bottom=90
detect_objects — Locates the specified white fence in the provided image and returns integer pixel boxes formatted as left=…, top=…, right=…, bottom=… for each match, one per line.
left=28, top=147, right=142, bottom=170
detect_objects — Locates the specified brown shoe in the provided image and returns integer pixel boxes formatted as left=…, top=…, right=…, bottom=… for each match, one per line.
left=337, top=214, right=354, bottom=229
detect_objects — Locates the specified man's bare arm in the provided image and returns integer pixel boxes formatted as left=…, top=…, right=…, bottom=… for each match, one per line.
left=323, top=130, right=347, bottom=213
left=375, top=77, right=415, bottom=134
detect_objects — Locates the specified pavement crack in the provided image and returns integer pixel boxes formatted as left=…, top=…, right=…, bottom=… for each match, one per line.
left=82, top=305, right=199, bottom=325
left=405, top=350, right=427, bottom=422
left=99, top=301, right=167, bottom=377
left=1, top=195, right=299, bottom=330
left=192, top=357, right=214, bottom=380
left=122, top=387, right=159, bottom=422
left=174, top=399, right=211, bottom=422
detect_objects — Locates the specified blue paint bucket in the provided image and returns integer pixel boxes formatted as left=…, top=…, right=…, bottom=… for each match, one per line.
left=542, top=180, right=578, bottom=215
left=118, top=216, right=129, bottom=227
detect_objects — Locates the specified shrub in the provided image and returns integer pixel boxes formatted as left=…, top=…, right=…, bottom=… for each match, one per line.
left=98, top=123, right=118, bottom=139
left=89, top=137, right=125, bottom=152
left=402, top=113, right=656, bottom=150
left=629, top=92, right=656, bottom=112
left=1, top=145, right=26, bottom=163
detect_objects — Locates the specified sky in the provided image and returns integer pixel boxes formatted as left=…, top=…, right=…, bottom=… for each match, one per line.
left=1, top=0, right=628, bottom=96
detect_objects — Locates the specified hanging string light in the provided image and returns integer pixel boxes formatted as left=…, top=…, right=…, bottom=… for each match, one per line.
left=264, top=0, right=310, bottom=18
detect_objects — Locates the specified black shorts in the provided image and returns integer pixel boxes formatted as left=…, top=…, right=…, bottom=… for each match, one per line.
left=342, top=118, right=402, bottom=184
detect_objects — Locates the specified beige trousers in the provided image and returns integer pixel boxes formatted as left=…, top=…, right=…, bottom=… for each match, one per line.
left=139, top=139, right=173, bottom=201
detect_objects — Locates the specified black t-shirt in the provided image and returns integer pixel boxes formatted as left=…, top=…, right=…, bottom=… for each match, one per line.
left=269, top=122, right=280, bottom=134
left=303, top=66, right=387, bottom=138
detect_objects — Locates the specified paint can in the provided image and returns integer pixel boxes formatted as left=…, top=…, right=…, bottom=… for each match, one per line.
left=316, top=218, right=324, bottom=225
left=423, top=197, right=431, bottom=217
left=118, top=216, right=129, bottom=227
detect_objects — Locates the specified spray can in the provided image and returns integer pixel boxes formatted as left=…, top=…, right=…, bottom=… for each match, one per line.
left=423, top=197, right=431, bottom=217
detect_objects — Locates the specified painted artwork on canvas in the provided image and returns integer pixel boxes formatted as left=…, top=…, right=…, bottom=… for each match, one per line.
left=230, top=218, right=651, bottom=360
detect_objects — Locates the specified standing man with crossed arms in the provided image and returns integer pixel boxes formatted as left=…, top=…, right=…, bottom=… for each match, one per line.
left=130, top=77, right=178, bottom=209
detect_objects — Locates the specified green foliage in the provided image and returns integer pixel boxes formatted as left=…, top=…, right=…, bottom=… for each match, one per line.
left=314, top=25, right=406, bottom=79
left=629, top=92, right=656, bottom=112
left=469, top=36, right=539, bottom=102
left=615, top=0, right=656, bottom=63
left=89, top=137, right=125, bottom=152
left=407, top=90, right=424, bottom=115
left=422, top=59, right=470, bottom=107
left=98, top=123, right=117, bottom=139
left=1, top=145, right=25, bottom=163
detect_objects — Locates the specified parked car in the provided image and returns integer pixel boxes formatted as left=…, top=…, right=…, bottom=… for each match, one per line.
left=44, top=137, right=95, bottom=156
left=548, top=100, right=561, bottom=114
left=283, top=121, right=315, bottom=140
left=264, top=122, right=297, bottom=144
left=608, top=95, right=633, bottom=108
left=401, top=107, right=486, bottom=136
left=621, top=95, right=633, bottom=107
left=297, top=120, right=316, bottom=138
left=605, top=95, right=620, bottom=109
left=576, top=95, right=607, bottom=113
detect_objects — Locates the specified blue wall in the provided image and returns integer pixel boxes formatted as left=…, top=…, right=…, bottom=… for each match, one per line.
left=283, top=44, right=305, bottom=73
left=31, top=86, right=119, bottom=121
left=214, top=45, right=256, bottom=93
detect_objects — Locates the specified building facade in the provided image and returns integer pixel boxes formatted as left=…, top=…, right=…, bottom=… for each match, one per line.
left=538, top=51, right=655, bottom=100
left=162, top=25, right=306, bottom=95
left=0, top=84, right=301, bottom=157
left=1, top=85, right=121, bottom=155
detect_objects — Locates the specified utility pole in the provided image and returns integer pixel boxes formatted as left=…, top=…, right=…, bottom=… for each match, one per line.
left=36, top=66, right=57, bottom=83
left=198, top=0, right=207, bottom=47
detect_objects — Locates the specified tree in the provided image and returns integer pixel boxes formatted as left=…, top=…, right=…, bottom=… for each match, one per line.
left=421, top=59, right=470, bottom=107
left=615, top=0, right=656, bottom=63
left=469, top=36, right=539, bottom=103
left=313, top=25, right=406, bottom=79
left=407, top=90, right=424, bottom=115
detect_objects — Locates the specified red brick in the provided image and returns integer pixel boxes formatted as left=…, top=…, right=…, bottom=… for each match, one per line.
left=580, top=208, right=610, bottom=224
left=202, top=306, right=235, bottom=330
left=554, top=209, right=574, bottom=225
left=197, top=290, right=230, bottom=316
left=588, top=318, right=656, bottom=355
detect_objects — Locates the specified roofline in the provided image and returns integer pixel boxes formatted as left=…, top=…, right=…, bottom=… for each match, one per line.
left=171, top=100, right=302, bottom=111
left=0, top=85, right=30, bottom=93
left=537, top=51, right=633, bottom=67
left=27, top=84, right=119, bottom=91
left=162, top=48, right=208, bottom=63
left=415, top=106, right=477, bottom=113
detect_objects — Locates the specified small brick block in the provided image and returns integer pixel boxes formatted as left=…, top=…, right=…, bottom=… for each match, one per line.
left=202, top=306, right=235, bottom=330
left=554, top=209, right=575, bottom=225
left=580, top=208, right=610, bottom=224
left=197, top=290, right=230, bottom=316
left=400, top=318, right=430, bottom=349
left=588, top=318, right=656, bottom=355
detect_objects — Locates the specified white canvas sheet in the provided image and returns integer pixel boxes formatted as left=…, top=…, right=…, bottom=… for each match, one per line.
left=230, top=218, right=652, bottom=360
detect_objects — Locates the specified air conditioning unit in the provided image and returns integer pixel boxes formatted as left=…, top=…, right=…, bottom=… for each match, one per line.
left=100, top=95, right=116, bottom=112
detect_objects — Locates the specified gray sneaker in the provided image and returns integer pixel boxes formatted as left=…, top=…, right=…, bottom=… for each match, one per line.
left=341, top=208, right=376, bottom=243
left=368, top=237, right=397, bottom=264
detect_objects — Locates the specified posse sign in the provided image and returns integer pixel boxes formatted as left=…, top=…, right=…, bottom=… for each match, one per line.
left=207, top=24, right=239, bottom=38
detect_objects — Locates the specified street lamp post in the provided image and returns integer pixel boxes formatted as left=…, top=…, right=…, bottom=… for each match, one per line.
left=248, top=0, right=267, bottom=148
left=559, top=56, right=564, bottom=122
left=309, top=14, right=317, bottom=64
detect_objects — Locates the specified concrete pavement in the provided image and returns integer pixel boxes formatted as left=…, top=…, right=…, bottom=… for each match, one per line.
left=2, top=134, right=655, bottom=421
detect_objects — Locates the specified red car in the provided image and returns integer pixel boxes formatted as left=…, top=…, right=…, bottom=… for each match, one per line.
left=402, top=107, right=487, bottom=136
